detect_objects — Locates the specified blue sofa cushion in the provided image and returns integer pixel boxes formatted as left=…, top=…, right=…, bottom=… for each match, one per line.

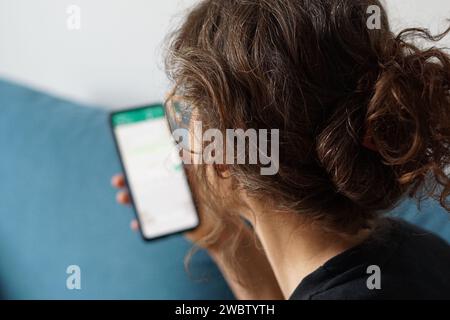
left=0, top=79, right=234, bottom=299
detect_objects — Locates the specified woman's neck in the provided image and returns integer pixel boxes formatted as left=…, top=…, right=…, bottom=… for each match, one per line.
left=248, top=206, right=371, bottom=298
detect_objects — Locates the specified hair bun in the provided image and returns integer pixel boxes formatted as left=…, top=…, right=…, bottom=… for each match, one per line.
left=366, top=27, right=450, bottom=208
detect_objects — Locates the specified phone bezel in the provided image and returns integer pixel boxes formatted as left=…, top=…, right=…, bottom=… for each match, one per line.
left=109, top=104, right=200, bottom=242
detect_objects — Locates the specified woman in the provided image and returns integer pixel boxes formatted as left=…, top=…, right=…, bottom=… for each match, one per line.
left=113, top=0, right=450, bottom=299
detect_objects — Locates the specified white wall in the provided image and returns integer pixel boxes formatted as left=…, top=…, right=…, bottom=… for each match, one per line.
left=0, top=0, right=449, bottom=109
left=387, top=0, right=450, bottom=34
left=0, top=0, right=198, bottom=109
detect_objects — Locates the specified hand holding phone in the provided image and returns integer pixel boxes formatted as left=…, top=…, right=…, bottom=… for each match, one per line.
left=111, top=105, right=200, bottom=241
left=112, top=172, right=230, bottom=248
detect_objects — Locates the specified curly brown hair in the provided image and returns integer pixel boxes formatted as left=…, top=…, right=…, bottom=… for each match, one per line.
left=165, top=0, right=450, bottom=247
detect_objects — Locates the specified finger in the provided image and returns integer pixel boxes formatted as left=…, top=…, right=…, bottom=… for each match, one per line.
left=111, top=174, right=126, bottom=189
left=130, top=219, right=139, bottom=232
left=116, top=191, right=131, bottom=205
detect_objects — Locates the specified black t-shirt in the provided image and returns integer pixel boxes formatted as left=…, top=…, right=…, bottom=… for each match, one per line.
left=289, top=218, right=450, bottom=300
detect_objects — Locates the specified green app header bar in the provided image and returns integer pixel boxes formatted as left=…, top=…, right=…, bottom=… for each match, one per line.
left=112, top=104, right=165, bottom=127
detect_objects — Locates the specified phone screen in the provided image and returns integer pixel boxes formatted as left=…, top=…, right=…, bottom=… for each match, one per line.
left=111, top=105, right=199, bottom=240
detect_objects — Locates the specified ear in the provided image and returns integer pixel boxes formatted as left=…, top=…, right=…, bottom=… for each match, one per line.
left=215, top=164, right=232, bottom=178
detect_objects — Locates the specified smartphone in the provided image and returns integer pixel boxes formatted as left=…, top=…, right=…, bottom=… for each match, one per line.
left=110, top=104, right=199, bottom=241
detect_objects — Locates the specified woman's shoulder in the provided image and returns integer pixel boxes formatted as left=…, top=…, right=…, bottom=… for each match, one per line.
left=290, top=217, right=450, bottom=300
